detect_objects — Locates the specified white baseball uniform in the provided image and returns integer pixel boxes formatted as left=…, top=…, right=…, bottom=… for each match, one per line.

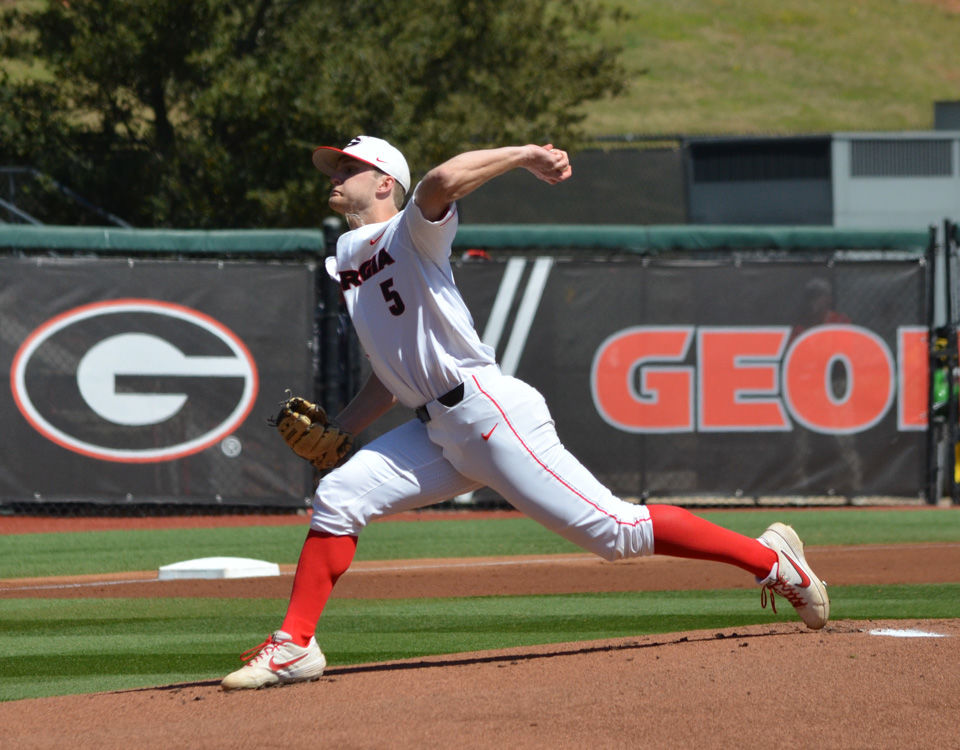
left=313, top=186, right=653, bottom=561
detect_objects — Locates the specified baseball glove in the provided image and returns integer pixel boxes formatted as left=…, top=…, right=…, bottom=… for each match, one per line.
left=269, top=394, right=353, bottom=471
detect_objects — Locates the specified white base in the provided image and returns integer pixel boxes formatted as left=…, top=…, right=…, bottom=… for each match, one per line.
left=158, top=556, right=280, bottom=581
left=869, top=628, right=947, bottom=638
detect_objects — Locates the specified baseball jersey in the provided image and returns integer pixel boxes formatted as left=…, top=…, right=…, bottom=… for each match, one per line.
left=325, top=186, right=496, bottom=408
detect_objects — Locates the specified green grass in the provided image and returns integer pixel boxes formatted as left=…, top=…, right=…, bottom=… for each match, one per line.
left=583, top=0, right=960, bottom=136
left=2, top=508, right=958, bottom=701
left=6, top=1, right=959, bottom=139
left=3, top=508, right=958, bottom=578
left=3, top=583, right=958, bottom=702
left=0, top=518, right=580, bottom=578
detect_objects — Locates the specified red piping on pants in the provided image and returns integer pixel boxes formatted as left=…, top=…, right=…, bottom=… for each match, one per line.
left=471, top=374, right=651, bottom=529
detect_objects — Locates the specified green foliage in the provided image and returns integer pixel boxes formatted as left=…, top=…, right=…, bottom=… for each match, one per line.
left=0, top=0, right=626, bottom=227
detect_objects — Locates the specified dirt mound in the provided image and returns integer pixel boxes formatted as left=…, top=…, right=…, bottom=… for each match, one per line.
left=2, top=619, right=957, bottom=749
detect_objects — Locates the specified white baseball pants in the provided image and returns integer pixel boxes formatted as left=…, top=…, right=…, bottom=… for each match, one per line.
left=311, top=365, right=654, bottom=561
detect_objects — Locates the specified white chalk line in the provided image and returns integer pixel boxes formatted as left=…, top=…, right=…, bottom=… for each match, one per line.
left=1, top=578, right=165, bottom=592
left=0, top=556, right=593, bottom=592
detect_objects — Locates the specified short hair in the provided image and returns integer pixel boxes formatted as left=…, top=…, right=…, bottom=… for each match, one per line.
left=373, top=167, right=406, bottom=210
left=391, top=181, right=406, bottom=210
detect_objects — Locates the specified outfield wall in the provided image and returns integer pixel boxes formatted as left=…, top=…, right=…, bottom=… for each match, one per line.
left=1, top=224, right=951, bottom=511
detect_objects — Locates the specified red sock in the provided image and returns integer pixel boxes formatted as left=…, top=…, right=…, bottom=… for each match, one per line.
left=280, top=530, right=358, bottom=646
left=647, top=504, right=776, bottom=579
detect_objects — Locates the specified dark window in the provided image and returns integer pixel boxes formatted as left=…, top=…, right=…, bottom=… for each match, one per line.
left=691, top=139, right=831, bottom=182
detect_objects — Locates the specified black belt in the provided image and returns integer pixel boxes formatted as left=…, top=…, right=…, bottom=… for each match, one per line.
left=415, top=382, right=465, bottom=423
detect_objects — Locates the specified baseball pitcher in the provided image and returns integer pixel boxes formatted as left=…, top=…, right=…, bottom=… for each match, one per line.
left=221, top=136, right=829, bottom=690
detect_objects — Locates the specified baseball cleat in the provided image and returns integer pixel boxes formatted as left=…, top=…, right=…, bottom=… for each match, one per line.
left=756, top=522, right=830, bottom=630
left=221, top=630, right=326, bottom=690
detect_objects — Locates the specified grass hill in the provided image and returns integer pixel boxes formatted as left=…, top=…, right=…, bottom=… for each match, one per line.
left=4, top=1, right=959, bottom=141
left=581, top=0, right=960, bottom=138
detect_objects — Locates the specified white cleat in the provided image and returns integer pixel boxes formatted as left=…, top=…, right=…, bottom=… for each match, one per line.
left=757, top=522, right=830, bottom=630
left=221, top=630, right=326, bottom=690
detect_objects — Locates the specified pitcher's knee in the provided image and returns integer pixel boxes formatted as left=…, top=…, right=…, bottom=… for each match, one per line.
left=593, top=544, right=623, bottom=563
left=611, top=515, right=657, bottom=560
left=572, top=517, right=655, bottom=562
left=310, top=491, right=366, bottom=537
left=598, top=531, right=656, bottom=562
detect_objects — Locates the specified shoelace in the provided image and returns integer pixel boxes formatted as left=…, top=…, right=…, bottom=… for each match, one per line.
left=239, top=635, right=280, bottom=664
left=760, top=585, right=778, bottom=614
left=760, top=576, right=807, bottom=615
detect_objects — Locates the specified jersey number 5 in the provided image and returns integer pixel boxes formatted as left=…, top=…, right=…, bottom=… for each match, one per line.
left=379, top=278, right=406, bottom=316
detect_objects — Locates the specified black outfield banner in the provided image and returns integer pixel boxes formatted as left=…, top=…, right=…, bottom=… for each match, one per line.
left=450, top=257, right=928, bottom=499
left=1, top=251, right=930, bottom=506
left=1, top=257, right=315, bottom=507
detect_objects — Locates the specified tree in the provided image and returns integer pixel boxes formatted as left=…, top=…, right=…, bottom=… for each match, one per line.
left=0, top=0, right=627, bottom=227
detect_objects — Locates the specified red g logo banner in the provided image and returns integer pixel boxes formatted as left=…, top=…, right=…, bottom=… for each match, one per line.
left=11, top=299, right=259, bottom=462
left=592, top=324, right=924, bottom=435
